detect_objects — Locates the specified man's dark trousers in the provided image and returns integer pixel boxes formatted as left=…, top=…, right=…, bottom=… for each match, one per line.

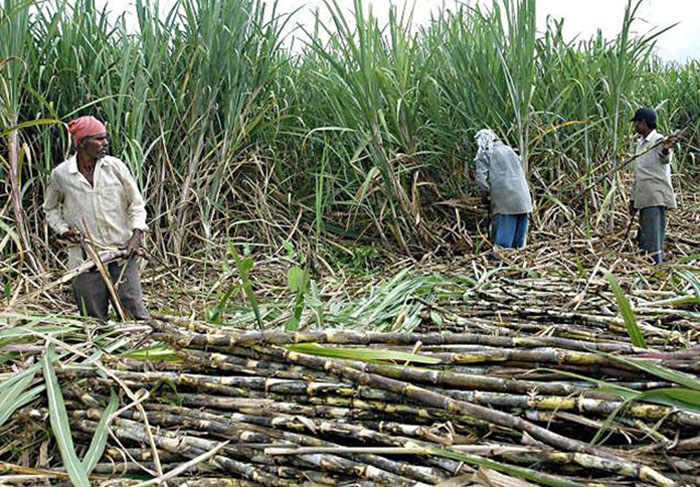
left=73, top=258, right=149, bottom=322
left=638, top=206, right=666, bottom=263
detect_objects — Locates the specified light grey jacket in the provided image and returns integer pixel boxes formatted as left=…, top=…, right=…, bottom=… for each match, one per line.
left=632, top=130, right=676, bottom=210
left=476, top=141, right=533, bottom=215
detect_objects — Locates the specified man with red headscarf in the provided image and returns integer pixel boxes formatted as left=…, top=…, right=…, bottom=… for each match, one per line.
left=44, top=116, right=149, bottom=321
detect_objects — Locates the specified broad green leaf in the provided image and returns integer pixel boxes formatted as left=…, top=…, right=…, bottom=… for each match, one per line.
left=0, top=217, right=24, bottom=263
left=43, top=347, right=90, bottom=487
left=0, top=118, right=61, bottom=137
left=430, top=311, right=443, bottom=326
left=635, top=388, right=700, bottom=414
left=206, top=283, right=238, bottom=324
left=675, top=253, right=700, bottom=264
left=282, top=241, right=296, bottom=259
left=285, top=315, right=300, bottom=332
left=604, top=271, right=647, bottom=348
left=646, top=295, right=699, bottom=308
left=286, top=343, right=441, bottom=364
left=595, top=385, right=639, bottom=401
left=82, top=393, right=119, bottom=473
left=228, top=242, right=263, bottom=330
left=287, top=266, right=308, bottom=293
left=239, top=257, right=254, bottom=275
left=287, top=266, right=309, bottom=331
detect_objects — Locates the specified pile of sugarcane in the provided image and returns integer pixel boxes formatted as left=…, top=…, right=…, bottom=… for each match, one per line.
left=415, top=274, right=699, bottom=348
left=44, top=313, right=698, bottom=487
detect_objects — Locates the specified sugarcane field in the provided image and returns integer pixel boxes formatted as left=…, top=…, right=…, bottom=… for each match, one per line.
left=1, top=0, right=699, bottom=485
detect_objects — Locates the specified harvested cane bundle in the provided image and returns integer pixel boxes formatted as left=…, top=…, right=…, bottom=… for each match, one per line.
left=17, top=314, right=688, bottom=487
left=4, top=236, right=699, bottom=487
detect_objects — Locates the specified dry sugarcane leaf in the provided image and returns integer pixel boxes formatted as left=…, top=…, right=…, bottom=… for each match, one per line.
left=434, top=474, right=476, bottom=487
left=295, top=414, right=318, bottom=434
left=285, top=342, right=441, bottom=364
left=474, top=467, right=538, bottom=487
left=38, top=440, right=50, bottom=468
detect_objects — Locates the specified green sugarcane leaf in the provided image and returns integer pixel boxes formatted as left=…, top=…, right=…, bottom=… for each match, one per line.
left=10, top=384, right=46, bottom=415
left=82, top=392, right=119, bottom=473
left=602, top=353, right=700, bottom=391
left=675, top=253, right=700, bottom=264
left=645, top=295, right=699, bottom=308
left=286, top=289, right=305, bottom=332
left=542, top=368, right=640, bottom=397
left=597, top=386, right=700, bottom=414
left=595, top=385, right=641, bottom=401
left=590, top=396, right=632, bottom=446
left=43, top=346, right=90, bottom=487
left=0, top=218, right=24, bottom=261
left=285, top=315, right=300, bottom=332
left=546, top=368, right=700, bottom=414
left=676, top=270, right=700, bottom=303
left=286, top=343, right=441, bottom=364
left=430, top=311, right=443, bottom=326
left=0, top=353, right=17, bottom=365
left=0, top=364, right=40, bottom=427
left=228, top=242, right=263, bottom=330
left=0, top=118, right=61, bottom=137
left=287, top=266, right=308, bottom=293
left=0, top=325, right=76, bottom=339
left=0, top=336, right=22, bottom=349
left=239, top=257, right=254, bottom=275
left=122, top=346, right=181, bottom=362
left=604, top=271, right=647, bottom=348
left=634, top=388, right=700, bottom=414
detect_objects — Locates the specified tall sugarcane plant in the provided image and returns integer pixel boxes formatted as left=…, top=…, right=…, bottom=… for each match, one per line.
left=423, top=0, right=535, bottom=188
left=491, top=0, right=536, bottom=174
left=0, top=0, right=34, bottom=263
left=302, top=0, right=436, bottom=250
left=0, top=0, right=697, bottom=259
left=600, top=0, right=674, bottom=229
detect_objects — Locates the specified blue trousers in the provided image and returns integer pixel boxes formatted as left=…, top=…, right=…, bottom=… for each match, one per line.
left=492, top=213, right=529, bottom=249
left=638, top=206, right=666, bottom=263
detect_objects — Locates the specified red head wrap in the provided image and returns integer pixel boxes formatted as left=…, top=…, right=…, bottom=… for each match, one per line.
left=67, top=116, right=106, bottom=147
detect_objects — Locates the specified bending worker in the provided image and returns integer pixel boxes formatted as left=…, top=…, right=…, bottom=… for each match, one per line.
left=629, top=108, right=678, bottom=264
left=475, top=129, right=533, bottom=249
left=44, top=116, right=150, bottom=321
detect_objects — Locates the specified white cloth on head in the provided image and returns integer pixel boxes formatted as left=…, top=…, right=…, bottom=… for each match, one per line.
left=475, top=129, right=499, bottom=160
